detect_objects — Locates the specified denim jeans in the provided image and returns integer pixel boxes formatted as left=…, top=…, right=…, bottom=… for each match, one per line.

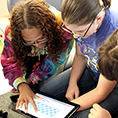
left=40, top=66, right=118, bottom=118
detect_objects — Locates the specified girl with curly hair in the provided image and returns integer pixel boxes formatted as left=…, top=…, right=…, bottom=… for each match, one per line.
left=1, top=0, right=74, bottom=112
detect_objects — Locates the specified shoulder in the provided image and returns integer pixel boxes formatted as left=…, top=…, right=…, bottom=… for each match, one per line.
left=105, top=8, right=118, bottom=29
left=100, top=9, right=118, bottom=37
left=3, top=25, right=12, bottom=47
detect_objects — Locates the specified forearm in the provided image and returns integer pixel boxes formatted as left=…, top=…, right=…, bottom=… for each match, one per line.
left=69, top=54, right=87, bottom=84
left=72, top=88, right=107, bottom=111
left=72, top=74, right=117, bottom=111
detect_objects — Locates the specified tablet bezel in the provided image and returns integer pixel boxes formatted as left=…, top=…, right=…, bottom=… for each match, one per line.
left=18, top=91, right=80, bottom=118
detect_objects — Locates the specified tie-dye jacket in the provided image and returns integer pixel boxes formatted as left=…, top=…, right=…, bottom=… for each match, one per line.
left=1, top=5, right=74, bottom=90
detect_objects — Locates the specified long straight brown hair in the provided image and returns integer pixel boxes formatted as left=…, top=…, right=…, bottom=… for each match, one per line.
left=61, top=0, right=111, bottom=25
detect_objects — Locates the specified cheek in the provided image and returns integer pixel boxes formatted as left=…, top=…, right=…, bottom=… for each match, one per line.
left=85, top=31, right=94, bottom=37
left=85, top=26, right=97, bottom=38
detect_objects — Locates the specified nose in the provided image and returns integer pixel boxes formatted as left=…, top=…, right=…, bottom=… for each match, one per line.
left=33, top=43, right=39, bottom=47
left=73, top=34, right=79, bottom=39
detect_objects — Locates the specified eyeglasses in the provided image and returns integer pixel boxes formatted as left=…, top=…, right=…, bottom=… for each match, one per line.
left=21, top=35, right=48, bottom=46
left=61, top=18, right=96, bottom=38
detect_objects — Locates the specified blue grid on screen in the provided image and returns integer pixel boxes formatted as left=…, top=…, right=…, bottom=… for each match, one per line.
left=29, top=100, right=60, bottom=117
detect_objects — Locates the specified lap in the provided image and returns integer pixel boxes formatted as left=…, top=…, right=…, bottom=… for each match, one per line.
left=30, top=66, right=118, bottom=118
left=77, top=65, right=98, bottom=95
left=71, top=84, right=118, bottom=118
left=40, top=66, right=98, bottom=100
left=40, top=67, right=71, bottom=101
left=99, top=83, right=118, bottom=117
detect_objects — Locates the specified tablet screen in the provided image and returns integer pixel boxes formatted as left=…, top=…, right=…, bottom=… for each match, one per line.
left=18, top=92, right=80, bottom=118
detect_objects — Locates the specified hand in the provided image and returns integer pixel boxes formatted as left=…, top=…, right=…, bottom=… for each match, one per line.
left=10, top=78, right=32, bottom=93
left=65, top=83, right=79, bottom=101
left=16, top=83, right=43, bottom=113
left=88, top=104, right=112, bottom=118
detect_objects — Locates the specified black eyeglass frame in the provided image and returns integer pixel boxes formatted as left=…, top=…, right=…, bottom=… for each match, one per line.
left=61, top=17, right=96, bottom=38
left=21, top=36, right=48, bottom=46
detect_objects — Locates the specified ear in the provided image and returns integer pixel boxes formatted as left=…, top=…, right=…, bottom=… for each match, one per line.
left=96, top=14, right=103, bottom=24
left=96, top=10, right=105, bottom=25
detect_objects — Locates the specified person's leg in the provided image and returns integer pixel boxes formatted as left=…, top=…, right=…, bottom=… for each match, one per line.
left=40, top=68, right=71, bottom=101
left=71, top=65, right=99, bottom=118
left=63, top=66, right=98, bottom=118
left=98, top=83, right=118, bottom=118
left=77, top=65, right=98, bottom=96
left=39, top=65, right=99, bottom=118
left=40, top=65, right=98, bottom=100
left=71, top=70, right=118, bottom=118
left=29, top=83, right=39, bottom=93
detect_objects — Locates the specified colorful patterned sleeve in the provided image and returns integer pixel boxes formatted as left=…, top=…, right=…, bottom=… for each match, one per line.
left=1, top=26, right=27, bottom=89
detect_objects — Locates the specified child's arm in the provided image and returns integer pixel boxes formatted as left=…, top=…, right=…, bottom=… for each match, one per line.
left=1, top=26, right=26, bottom=88
left=71, top=73, right=117, bottom=111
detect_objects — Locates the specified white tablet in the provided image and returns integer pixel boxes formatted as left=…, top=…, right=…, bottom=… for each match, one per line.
left=18, top=92, right=80, bottom=118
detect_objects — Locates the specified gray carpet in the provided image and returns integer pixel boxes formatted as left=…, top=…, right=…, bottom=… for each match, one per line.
left=0, top=92, right=31, bottom=118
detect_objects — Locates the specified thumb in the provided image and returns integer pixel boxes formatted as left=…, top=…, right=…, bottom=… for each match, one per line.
left=34, top=94, right=44, bottom=100
left=93, top=103, right=102, bottom=110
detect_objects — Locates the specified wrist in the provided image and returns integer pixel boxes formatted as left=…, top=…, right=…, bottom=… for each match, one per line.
left=18, top=83, right=29, bottom=92
left=69, top=79, right=78, bottom=86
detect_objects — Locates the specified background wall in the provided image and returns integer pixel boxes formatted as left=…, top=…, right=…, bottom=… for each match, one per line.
left=0, top=0, right=9, bottom=17
left=0, top=0, right=118, bottom=18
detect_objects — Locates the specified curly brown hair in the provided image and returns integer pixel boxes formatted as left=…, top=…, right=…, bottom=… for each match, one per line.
left=98, top=28, right=118, bottom=81
left=10, top=0, right=66, bottom=70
